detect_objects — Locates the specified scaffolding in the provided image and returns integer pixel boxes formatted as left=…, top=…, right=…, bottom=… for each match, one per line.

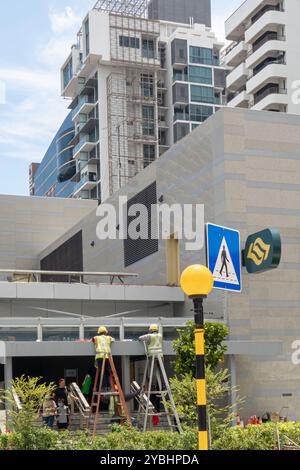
left=93, top=0, right=168, bottom=197
left=94, top=0, right=150, bottom=18
left=107, top=71, right=159, bottom=195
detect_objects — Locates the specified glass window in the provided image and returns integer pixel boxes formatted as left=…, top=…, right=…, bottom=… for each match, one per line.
left=190, top=46, right=213, bottom=65
left=141, top=74, right=154, bottom=97
left=142, top=38, right=155, bottom=59
left=142, top=106, right=155, bottom=136
left=119, top=36, right=140, bottom=49
left=43, top=328, right=79, bottom=342
left=63, top=60, right=73, bottom=89
left=190, top=104, right=214, bottom=123
left=0, top=328, right=37, bottom=342
left=85, top=19, right=90, bottom=56
left=189, top=66, right=212, bottom=85
left=143, top=144, right=156, bottom=168
left=191, top=85, right=215, bottom=104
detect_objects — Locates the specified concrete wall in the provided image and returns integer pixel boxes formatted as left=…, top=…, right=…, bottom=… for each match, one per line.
left=0, top=195, right=97, bottom=272
left=40, top=107, right=300, bottom=419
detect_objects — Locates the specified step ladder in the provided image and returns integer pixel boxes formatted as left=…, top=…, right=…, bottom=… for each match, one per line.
left=87, top=354, right=131, bottom=437
left=137, top=351, right=183, bottom=433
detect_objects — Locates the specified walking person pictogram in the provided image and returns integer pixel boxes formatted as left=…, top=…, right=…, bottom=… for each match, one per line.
left=220, top=245, right=229, bottom=278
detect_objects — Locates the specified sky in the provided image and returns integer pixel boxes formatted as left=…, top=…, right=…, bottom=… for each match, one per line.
left=0, top=0, right=242, bottom=196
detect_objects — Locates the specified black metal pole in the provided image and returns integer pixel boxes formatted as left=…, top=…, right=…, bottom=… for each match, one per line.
left=193, top=296, right=208, bottom=451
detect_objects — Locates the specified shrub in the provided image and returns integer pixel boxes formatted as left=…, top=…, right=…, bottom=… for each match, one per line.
left=173, top=321, right=229, bottom=376
left=213, top=422, right=300, bottom=451
left=0, top=427, right=197, bottom=451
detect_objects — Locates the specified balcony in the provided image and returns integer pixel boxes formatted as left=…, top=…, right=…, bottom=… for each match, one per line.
left=224, top=41, right=248, bottom=67
left=246, top=37, right=286, bottom=69
left=245, top=10, right=286, bottom=45
left=253, top=83, right=287, bottom=105
left=251, top=3, right=284, bottom=24
left=247, top=63, right=287, bottom=94
left=251, top=32, right=285, bottom=55
left=73, top=96, right=96, bottom=121
left=227, top=87, right=250, bottom=108
left=73, top=173, right=98, bottom=196
left=77, top=117, right=99, bottom=135
left=226, top=62, right=248, bottom=90
left=253, top=55, right=285, bottom=76
left=73, top=136, right=97, bottom=159
left=225, top=0, right=284, bottom=41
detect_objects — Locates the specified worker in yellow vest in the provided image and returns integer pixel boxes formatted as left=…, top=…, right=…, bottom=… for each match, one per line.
left=139, top=324, right=163, bottom=413
left=139, top=324, right=163, bottom=357
left=92, top=326, right=115, bottom=390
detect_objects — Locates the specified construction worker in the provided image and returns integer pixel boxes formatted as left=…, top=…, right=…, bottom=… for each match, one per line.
left=92, top=326, right=115, bottom=391
left=139, top=324, right=163, bottom=412
left=139, top=324, right=163, bottom=357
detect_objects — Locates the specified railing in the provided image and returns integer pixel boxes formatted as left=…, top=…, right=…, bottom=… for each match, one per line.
left=1, top=269, right=138, bottom=284
left=73, top=96, right=96, bottom=118
left=251, top=4, right=284, bottom=25
left=254, top=86, right=287, bottom=104
left=253, top=56, right=286, bottom=76
left=252, top=33, right=285, bottom=54
left=73, top=135, right=97, bottom=156
left=0, top=317, right=196, bottom=344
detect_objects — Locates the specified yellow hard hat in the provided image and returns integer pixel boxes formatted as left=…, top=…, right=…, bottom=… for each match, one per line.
left=149, top=324, right=159, bottom=332
left=98, top=326, right=108, bottom=335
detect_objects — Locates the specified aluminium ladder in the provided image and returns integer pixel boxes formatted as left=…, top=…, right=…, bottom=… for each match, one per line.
left=137, top=348, right=183, bottom=434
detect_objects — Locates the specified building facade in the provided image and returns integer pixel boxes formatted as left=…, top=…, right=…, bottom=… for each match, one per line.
left=224, top=0, right=300, bottom=113
left=2, top=108, right=300, bottom=421
left=60, top=0, right=226, bottom=202
left=29, top=163, right=40, bottom=196
left=33, top=112, right=77, bottom=199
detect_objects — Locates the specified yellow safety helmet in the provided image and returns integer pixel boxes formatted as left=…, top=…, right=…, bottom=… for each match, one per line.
left=149, top=324, right=159, bottom=333
left=98, top=326, right=108, bottom=335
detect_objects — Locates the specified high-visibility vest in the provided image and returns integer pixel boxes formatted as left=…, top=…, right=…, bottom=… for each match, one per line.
left=147, top=333, right=163, bottom=357
left=94, top=335, right=112, bottom=359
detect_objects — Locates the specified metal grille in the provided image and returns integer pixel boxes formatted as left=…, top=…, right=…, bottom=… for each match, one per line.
left=124, top=182, right=158, bottom=267
left=94, top=0, right=149, bottom=17
left=40, top=231, right=83, bottom=282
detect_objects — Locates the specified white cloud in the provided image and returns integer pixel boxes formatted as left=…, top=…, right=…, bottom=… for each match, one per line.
left=49, top=6, right=82, bottom=34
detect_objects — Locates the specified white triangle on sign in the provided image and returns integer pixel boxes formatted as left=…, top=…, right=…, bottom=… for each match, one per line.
left=212, top=237, right=240, bottom=285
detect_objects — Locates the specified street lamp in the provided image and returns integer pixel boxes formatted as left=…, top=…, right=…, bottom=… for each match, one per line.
left=180, top=264, right=214, bottom=451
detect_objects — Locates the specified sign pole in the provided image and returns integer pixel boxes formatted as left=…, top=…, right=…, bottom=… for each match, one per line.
left=193, top=296, right=208, bottom=451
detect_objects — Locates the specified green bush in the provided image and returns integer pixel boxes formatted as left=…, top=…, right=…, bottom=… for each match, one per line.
left=0, top=426, right=198, bottom=451
left=213, top=422, right=300, bottom=451
left=173, top=321, right=229, bottom=377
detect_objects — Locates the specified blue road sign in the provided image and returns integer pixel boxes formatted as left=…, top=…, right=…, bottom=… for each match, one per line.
left=206, top=223, right=242, bottom=293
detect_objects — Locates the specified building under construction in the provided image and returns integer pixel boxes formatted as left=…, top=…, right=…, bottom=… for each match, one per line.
left=59, top=0, right=226, bottom=201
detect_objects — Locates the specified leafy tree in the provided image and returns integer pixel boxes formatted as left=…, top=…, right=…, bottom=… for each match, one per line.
left=173, top=321, right=229, bottom=376
left=0, top=375, right=56, bottom=449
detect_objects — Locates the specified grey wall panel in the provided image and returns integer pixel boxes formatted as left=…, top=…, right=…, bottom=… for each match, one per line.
left=148, top=0, right=211, bottom=27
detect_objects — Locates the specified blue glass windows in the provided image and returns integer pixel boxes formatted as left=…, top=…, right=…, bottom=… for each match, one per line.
left=189, top=66, right=212, bottom=85
left=190, top=46, right=213, bottom=65
left=190, top=85, right=215, bottom=104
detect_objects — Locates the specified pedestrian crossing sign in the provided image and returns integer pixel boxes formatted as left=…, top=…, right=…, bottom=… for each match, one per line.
left=206, top=223, right=242, bottom=293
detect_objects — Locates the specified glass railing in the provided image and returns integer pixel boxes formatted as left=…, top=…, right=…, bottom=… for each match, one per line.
left=74, top=173, right=97, bottom=193
left=252, top=32, right=285, bottom=53
left=73, top=135, right=96, bottom=156
left=254, top=85, right=287, bottom=104
left=253, top=56, right=286, bottom=76
left=251, top=4, right=284, bottom=25
left=73, top=95, right=95, bottom=118
left=174, top=113, right=190, bottom=122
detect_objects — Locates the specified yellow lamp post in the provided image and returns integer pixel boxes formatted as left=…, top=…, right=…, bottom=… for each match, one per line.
left=180, top=265, right=214, bottom=451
